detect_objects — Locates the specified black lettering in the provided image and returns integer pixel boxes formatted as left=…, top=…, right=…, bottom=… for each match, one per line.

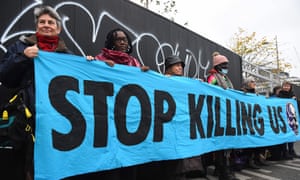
left=84, top=81, right=113, bottom=147
left=49, top=76, right=86, bottom=151
left=277, top=106, right=287, bottom=133
left=240, top=102, right=255, bottom=135
left=253, top=104, right=264, bottom=135
left=268, top=106, right=279, bottom=133
left=225, top=99, right=235, bottom=136
left=189, top=94, right=205, bottom=139
left=214, top=97, right=224, bottom=136
left=236, top=100, right=242, bottom=135
left=154, top=90, right=176, bottom=142
left=114, top=85, right=151, bottom=145
left=206, top=95, right=214, bottom=138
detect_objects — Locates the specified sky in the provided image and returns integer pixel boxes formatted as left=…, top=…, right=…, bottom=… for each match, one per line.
left=171, top=0, right=300, bottom=78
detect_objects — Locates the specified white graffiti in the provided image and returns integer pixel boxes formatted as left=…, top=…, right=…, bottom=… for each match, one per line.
left=0, top=0, right=210, bottom=79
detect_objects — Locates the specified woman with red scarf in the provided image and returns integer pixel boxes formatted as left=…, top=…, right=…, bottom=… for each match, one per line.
left=87, top=28, right=148, bottom=71
left=78, top=29, right=148, bottom=180
left=0, top=5, right=70, bottom=180
left=0, top=5, right=71, bottom=114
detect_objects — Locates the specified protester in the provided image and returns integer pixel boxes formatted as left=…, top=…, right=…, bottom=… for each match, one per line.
left=240, top=77, right=269, bottom=168
left=0, top=5, right=71, bottom=180
left=164, top=55, right=185, bottom=76
left=267, top=85, right=285, bottom=161
left=136, top=55, right=206, bottom=180
left=277, top=81, right=299, bottom=159
left=87, top=28, right=148, bottom=71
left=204, top=52, right=239, bottom=180
left=165, top=55, right=207, bottom=179
left=77, top=28, right=150, bottom=180
left=270, top=85, right=282, bottom=97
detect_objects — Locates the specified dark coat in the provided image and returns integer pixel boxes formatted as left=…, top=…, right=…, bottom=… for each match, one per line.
left=0, top=34, right=71, bottom=118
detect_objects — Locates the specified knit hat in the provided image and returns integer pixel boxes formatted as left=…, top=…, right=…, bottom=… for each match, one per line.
left=213, top=54, right=229, bottom=67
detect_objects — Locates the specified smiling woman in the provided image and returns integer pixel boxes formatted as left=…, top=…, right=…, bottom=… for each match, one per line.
left=0, top=5, right=71, bottom=179
left=94, top=28, right=140, bottom=66
left=86, top=28, right=149, bottom=71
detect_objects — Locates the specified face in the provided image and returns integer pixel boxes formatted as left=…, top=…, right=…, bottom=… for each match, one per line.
left=166, top=63, right=184, bottom=76
left=113, top=31, right=129, bottom=53
left=282, top=83, right=291, bottom=92
left=36, top=14, right=61, bottom=36
left=248, top=80, right=256, bottom=89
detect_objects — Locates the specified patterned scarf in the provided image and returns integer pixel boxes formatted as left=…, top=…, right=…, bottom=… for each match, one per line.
left=209, top=69, right=234, bottom=89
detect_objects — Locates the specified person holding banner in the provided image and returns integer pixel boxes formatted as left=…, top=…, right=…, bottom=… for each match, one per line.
left=241, top=77, right=269, bottom=168
left=0, top=5, right=71, bottom=180
left=76, top=28, right=150, bottom=180
left=136, top=55, right=206, bottom=180
left=277, top=81, right=299, bottom=159
left=165, top=55, right=207, bottom=179
left=87, top=28, right=149, bottom=71
left=205, top=52, right=239, bottom=180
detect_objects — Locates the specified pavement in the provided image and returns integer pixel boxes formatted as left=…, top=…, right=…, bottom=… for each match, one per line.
left=188, top=141, right=300, bottom=180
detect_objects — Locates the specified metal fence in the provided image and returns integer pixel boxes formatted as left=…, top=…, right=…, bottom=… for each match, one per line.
left=242, top=60, right=282, bottom=95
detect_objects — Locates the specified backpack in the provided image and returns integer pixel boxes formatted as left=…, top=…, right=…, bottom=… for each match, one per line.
left=0, top=90, right=34, bottom=180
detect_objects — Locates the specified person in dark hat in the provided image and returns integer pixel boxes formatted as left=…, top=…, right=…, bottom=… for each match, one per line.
left=136, top=55, right=186, bottom=180
left=164, top=55, right=206, bottom=179
left=164, top=55, right=185, bottom=76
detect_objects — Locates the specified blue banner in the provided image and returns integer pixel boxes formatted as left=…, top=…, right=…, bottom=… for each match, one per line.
left=34, top=51, right=300, bottom=180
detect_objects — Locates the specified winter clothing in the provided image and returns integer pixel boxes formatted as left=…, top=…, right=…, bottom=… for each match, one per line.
left=277, top=82, right=298, bottom=159
left=164, top=55, right=185, bottom=70
left=207, top=68, right=233, bottom=89
left=0, top=34, right=70, bottom=115
left=240, top=78, right=269, bottom=168
left=0, top=33, right=70, bottom=180
left=213, top=54, right=229, bottom=66
left=95, top=48, right=141, bottom=67
left=206, top=54, right=239, bottom=180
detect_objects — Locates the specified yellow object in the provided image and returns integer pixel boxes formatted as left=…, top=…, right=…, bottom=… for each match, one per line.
left=2, top=110, right=8, bottom=120
left=9, top=94, right=18, bottom=103
left=31, top=134, right=35, bottom=142
left=24, top=107, right=32, bottom=118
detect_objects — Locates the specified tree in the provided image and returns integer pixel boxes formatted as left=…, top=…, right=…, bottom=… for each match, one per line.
left=130, top=0, right=178, bottom=21
left=229, top=28, right=291, bottom=74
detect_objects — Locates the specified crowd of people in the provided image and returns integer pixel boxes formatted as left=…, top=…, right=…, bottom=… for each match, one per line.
left=0, top=5, right=299, bottom=180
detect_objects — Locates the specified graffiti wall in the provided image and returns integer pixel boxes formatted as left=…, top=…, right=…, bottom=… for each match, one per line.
left=0, top=0, right=242, bottom=104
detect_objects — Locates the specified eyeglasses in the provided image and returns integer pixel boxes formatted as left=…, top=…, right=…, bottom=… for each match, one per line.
left=115, top=37, right=128, bottom=43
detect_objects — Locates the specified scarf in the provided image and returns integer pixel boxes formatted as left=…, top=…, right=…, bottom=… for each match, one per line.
left=208, top=69, right=234, bottom=89
left=36, top=32, right=59, bottom=52
left=96, top=48, right=141, bottom=67
left=278, top=90, right=295, bottom=98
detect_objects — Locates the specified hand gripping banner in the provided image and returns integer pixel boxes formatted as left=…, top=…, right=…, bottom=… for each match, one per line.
left=34, top=51, right=300, bottom=179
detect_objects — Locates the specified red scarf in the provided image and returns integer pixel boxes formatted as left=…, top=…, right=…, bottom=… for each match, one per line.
left=36, top=32, right=59, bottom=51
left=95, top=48, right=141, bottom=67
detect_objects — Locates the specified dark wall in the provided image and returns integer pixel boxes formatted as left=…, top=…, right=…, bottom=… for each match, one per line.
left=0, top=0, right=242, bottom=105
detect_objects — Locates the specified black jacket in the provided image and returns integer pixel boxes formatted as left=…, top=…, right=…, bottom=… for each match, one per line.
left=0, top=34, right=71, bottom=117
